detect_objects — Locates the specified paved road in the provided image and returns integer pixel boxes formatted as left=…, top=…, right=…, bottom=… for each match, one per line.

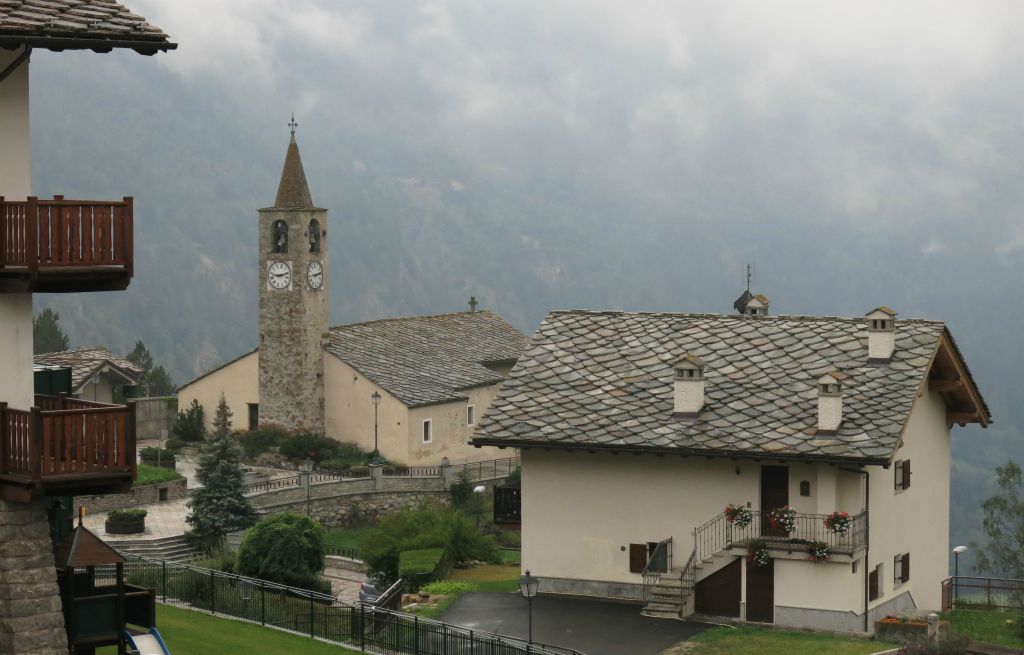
left=441, top=593, right=707, bottom=655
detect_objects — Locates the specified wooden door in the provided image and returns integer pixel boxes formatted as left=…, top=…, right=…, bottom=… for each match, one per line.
left=746, top=559, right=774, bottom=623
left=695, top=559, right=741, bottom=618
left=760, top=465, right=789, bottom=537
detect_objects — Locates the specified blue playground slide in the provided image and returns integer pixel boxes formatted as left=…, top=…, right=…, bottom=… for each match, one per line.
left=123, top=627, right=171, bottom=655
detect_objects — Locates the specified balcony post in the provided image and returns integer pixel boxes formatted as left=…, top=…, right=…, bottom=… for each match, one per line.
left=124, top=197, right=134, bottom=278
left=0, top=401, right=6, bottom=474
left=126, top=400, right=137, bottom=480
left=26, top=196, right=38, bottom=274
left=30, top=406, right=42, bottom=489
left=0, top=195, right=6, bottom=271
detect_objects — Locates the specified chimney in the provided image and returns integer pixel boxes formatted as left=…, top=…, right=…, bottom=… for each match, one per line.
left=865, top=307, right=897, bottom=363
left=673, top=355, right=706, bottom=417
left=817, top=371, right=845, bottom=433
left=733, top=290, right=770, bottom=316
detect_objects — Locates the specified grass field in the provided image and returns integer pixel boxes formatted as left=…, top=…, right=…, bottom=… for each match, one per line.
left=135, top=463, right=184, bottom=486
left=686, top=625, right=897, bottom=655
left=410, top=561, right=522, bottom=619
left=323, top=525, right=373, bottom=550
left=945, top=608, right=1024, bottom=647
left=97, top=604, right=360, bottom=655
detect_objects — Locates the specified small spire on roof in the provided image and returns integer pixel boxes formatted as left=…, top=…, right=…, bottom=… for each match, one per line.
left=273, top=116, right=315, bottom=210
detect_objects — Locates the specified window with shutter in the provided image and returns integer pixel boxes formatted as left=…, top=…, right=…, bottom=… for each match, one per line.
left=902, top=460, right=911, bottom=490
left=894, top=554, right=902, bottom=585
left=902, top=553, right=910, bottom=583
left=869, top=567, right=879, bottom=600
left=629, top=544, right=648, bottom=573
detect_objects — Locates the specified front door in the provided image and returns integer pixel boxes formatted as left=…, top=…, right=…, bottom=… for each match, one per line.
left=746, top=559, right=774, bottom=623
left=760, top=465, right=789, bottom=537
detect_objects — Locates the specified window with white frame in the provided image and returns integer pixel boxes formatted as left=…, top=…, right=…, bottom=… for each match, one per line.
left=422, top=419, right=432, bottom=443
left=467, top=405, right=476, bottom=426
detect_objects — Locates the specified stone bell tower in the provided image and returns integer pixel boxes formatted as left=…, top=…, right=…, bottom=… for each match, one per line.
left=257, top=121, right=328, bottom=433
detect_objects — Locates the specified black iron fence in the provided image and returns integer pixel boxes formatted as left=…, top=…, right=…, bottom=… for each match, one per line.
left=942, top=576, right=1024, bottom=611
left=640, top=538, right=672, bottom=602
left=494, top=486, right=521, bottom=524
left=325, top=544, right=362, bottom=560
left=121, top=555, right=580, bottom=655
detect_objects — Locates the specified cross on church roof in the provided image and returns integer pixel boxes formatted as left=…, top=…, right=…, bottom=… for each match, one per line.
left=469, top=296, right=478, bottom=312
left=288, top=113, right=298, bottom=134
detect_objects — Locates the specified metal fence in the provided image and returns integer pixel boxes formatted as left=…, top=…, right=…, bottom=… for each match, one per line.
left=325, top=544, right=362, bottom=560
left=121, top=554, right=580, bottom=655
left=942, top=576, right=1024, bottom=611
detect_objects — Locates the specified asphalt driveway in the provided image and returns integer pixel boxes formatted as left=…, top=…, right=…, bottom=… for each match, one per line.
left=441, top=592, right=707, bottom=655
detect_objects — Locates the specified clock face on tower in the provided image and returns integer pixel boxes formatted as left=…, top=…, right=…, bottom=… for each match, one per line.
left=307, top=261, right=324, bottom=290
left=267, top=261, right=292, bottom=290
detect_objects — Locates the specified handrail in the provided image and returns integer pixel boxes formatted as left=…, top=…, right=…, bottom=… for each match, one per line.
left=641, top=537, right=672, bottom=602
left=941, top=576, right=1024, bottom=611
left=370, top=578, right=404, bottom=609
left=693, top=508, right=869, bottom=560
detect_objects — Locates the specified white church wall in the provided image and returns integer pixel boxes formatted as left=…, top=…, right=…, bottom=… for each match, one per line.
left=324, top=354, right=409, bottom=457
left=176, top=350, right=258, bottom=432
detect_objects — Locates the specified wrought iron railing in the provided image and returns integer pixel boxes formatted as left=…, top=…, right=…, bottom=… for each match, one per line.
left=325, top=544, right=362, bottom=561
left=641, top=538, right=672, bottom=602
left=494, top=486, right=521, bottom=524
left=942, top=576, right=1024, bottom=611
left=448, top=455, right=520, bottom=481
left=694, top=508, right=868, bottom=559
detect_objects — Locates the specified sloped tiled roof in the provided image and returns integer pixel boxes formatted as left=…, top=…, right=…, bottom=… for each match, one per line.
left=326, top=310, right=530, bottom=407
left=472, top=310, right=989, bottom=464
left=0, top=0, right=175, bottom=53
left=34, top=347, right=142, bottom=392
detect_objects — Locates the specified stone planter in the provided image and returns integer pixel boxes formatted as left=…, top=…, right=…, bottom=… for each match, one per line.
left=874, top=619, right=949, bottom=643
left=105, top=516, right=145, bottom=534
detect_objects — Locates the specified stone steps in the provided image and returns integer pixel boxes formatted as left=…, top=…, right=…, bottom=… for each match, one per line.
left=104, top=535, right=199, bottom=563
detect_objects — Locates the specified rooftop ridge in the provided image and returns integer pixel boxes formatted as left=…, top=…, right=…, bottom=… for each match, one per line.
left=548, top=309, right=944, bottom=325
left=329, top=309, right=496, bottom=332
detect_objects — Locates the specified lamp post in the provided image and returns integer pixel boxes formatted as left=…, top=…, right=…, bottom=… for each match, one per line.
left=953, top=545, right=968, bottom=607
left=303, top=458, right=314, bottom=517
left=371, top=391, right=382, bottom=462
left=473, top=485, right=486, bottom=528
left=519, top=569, right=538, bottom=645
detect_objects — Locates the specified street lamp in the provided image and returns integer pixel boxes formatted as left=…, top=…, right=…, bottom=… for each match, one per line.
left=303, top=458, right=314, bottom=517
left=519, top=569, right=538, bottom=645
left=473, top=485, right=486, bottom=528
left=953, top=545, right=968, bottom=607
left=371, top=391, right=382, bottom=462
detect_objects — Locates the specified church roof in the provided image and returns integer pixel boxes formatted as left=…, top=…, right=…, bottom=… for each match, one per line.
left=273, top=132, right=316, bottom=210
left=326, top=310, right=530, bottom=407
left=0, top=0, right=175, bottom=54
left=34, top=347, right=143, bottom=393
left=472, top=310, right=990, bottom=464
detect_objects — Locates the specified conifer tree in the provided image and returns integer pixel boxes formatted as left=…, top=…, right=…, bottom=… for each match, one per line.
left=126, top=340, right=176, bottom=397
left=186, top=394, right=253, bottom=543
left=33, top=308, right=70, bottom=354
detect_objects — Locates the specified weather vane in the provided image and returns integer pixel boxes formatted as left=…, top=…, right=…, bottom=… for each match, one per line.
left=746, top=263, right=753, bottom=292
left=288, top=113, right=298, bottom=134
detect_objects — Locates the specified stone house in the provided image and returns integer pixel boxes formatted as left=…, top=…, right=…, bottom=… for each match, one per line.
left=472, top=292, right=990, bottom=632
left=34, top=347, right=143, bottom=403
left=177, top=135, right=529, bottom=466
left=0, top=3, right=174, bottom=653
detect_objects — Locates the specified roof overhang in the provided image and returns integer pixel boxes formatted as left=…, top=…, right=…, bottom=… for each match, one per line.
left=925, top=329, right=991, bottom=428
left=0, top=35, right=176, bottom=55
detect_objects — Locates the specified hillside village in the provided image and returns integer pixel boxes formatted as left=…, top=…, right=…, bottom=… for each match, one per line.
left=2, top=2, right=1024, bottom=655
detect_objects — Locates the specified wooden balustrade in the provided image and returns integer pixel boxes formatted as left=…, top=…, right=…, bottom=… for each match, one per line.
left=0, top=399, right=136, bottom=500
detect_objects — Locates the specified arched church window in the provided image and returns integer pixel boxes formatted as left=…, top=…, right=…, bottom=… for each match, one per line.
left=272, top=220, right=288, bottom=253
left=308, top=219, right=321, bottom=253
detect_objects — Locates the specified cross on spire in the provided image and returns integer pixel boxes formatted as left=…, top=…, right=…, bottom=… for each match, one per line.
left=288, top=113, right=298, bottom=134
left=469, top=296, right=478, bottom=312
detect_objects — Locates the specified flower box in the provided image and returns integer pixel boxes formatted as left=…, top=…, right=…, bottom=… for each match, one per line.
left=874, top=618, right=948, bottom=643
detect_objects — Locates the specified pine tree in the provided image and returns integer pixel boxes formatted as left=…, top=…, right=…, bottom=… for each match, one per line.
left=33, top=308, right=70, bottom=354
left=186, top=394, right=253, bottom=543
left=125, top=340, right=176, bottom=397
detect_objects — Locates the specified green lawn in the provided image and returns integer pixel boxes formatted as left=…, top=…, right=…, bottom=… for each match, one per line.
left=410, top=561, right=521, bottom=619
left=945, top=609, right=1024, bottom=648
left=98, top=604, right=360, bottom=655
left=323, top=525, right=373, bottom=550
left=135, top=463, right=184, bottom=486
left=686, top=625, right=897, bottom=655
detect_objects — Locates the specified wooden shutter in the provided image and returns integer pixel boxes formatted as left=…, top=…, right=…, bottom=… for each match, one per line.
left=869, top=567, right=879, bottom=600
left=902, top=553, right=910, bottom=583
left=629, top=544, right=647, bottom=574
left=902, top=460, right=911, bottom=490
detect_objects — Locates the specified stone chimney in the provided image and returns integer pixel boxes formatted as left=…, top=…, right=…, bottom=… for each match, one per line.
left=817, top=371, right=845, bottom=432
left=673, top=355, right=706, bottom=417
left=733, top=290, right=770, bottom=316
left=865, top=307, right=897, bottom=363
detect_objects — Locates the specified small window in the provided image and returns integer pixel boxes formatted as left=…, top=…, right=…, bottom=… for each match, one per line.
left=422, top=419, right=432, bottom=443
left=894, top=553, right=910, bottom=586
left=248, top=403, right=259, bottom=431
left=852, top=559, right=859, bottom=574
left=800, top=480, right=811, bottom=496
left=895, top=460, right=911, bottom=492
left=467, top=405, right=476, bottom=426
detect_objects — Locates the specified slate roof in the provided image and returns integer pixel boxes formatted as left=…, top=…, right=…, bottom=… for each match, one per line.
left=326, top=310, right=530, bottom=407
left=34, top=347, right=142, bottom=392
left=0, top=0, right=175, bottom=53
left=472, top=310, right=989, bottom=464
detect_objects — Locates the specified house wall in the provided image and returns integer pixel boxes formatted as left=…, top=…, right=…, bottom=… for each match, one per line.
left=77, top=376, right=115, bottom=403
left=865, top=382, right=950, bottom=615
left=176, top=351, right=258, bottom=432
left=0, top=295, right=34, bottom=410
left=407, top=385, right=503, bottom=465
left=324, top=354, right=410, bottom=455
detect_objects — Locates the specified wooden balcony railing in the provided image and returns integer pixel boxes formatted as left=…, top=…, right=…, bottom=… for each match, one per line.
left=0, top=196, right=134, bottom=292
left=0, top=395, right=136, bottom=500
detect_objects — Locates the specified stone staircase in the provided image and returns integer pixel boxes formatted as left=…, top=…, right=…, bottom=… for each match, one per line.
left=641, top=567, right=690, bottom=619
left=104, top=535, right=199, bottom=562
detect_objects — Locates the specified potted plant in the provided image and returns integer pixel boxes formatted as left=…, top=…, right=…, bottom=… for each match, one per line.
left=747, top=538, right=770, bottom=568
left=769, top=505, right=797, bottom=533
left=724, top=503, right=752, bottom=528
left=823, top=511, right=851, bottom=536
left=105, top=508, right=147, bottom=535
left=805, top=540, right=829, bottom=562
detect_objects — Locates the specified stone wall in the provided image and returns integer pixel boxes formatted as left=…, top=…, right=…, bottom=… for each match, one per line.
left=133, top=395, right=177, bottom=440
left=0, top=499, right=68, bottom=654
left=74, top=477, right=188, bottom=515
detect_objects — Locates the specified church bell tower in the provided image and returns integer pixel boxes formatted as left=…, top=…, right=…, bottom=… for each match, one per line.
left=257, top=121, right=328, bottom=433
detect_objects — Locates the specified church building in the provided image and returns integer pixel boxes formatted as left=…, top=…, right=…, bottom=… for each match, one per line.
left=177, top=128, right=529, bottom=465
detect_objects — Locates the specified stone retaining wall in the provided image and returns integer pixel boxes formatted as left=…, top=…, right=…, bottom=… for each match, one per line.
left=0, top=499, right=68, bottom=654
left=74, top=477, right=188, bottom=515
left=133, top=395, right=177, bottom=440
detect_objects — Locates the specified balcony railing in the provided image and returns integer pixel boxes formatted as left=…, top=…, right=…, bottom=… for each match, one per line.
left=0, top=394, right=136, bottom=500
left=695, top=508, right=869, bottom=557
left=0, top=196, right=133, bottom=292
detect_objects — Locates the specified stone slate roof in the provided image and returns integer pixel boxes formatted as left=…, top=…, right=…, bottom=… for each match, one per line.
left=0, top=0, right=174, bottom=53
left=326, top=310, right=530, bottom=407
left=34, top=347, right=142, bottom=392
left=273, top=132, right=317, bottom=210
left=473, top=310, right=987, bottom=464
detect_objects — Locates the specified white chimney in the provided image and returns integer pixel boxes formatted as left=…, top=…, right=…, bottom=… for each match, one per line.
left=817, top=371, right=845, bottom=432
left=673, top=355, right=706, bottom=416
left=865, top=307, right=897, bottom=363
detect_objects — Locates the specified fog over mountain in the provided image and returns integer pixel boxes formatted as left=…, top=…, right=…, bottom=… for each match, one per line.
left=28, top=1, right=1024, bottom=567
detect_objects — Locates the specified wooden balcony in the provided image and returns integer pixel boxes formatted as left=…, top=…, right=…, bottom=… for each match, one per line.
left=0, top=395, right=136, bottom=501
left=0, top=196, right=134, bottom=293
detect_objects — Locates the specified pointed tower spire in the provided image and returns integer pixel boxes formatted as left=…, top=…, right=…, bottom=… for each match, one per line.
left=274, top=117, right=315, bottom=210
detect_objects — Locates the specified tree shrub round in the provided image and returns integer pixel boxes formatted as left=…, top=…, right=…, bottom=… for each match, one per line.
left=236, top=513, right=326, bottom=590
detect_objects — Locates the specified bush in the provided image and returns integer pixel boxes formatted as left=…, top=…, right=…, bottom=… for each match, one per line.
left=279, top=433, right=339, bottom=463
left=399, top=548, right=450, bottom=589
left=497, top=529, right=521, bottom=548
left=238, top=427, right=288, bottom=461
left=173, top=399, right=206, bottom=443
left=164, top=437, right=186, bottom=453
left=450, top=468, right=475, bottom=510
left=505, top=466, right=521, bottom=487
left=139, top=447, right=175, bottom=468
left=109, top=508, right=147, bottom=520
left=236, top=513, right=326, bottom=590
left=897, top=634, right=971, bottom=655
